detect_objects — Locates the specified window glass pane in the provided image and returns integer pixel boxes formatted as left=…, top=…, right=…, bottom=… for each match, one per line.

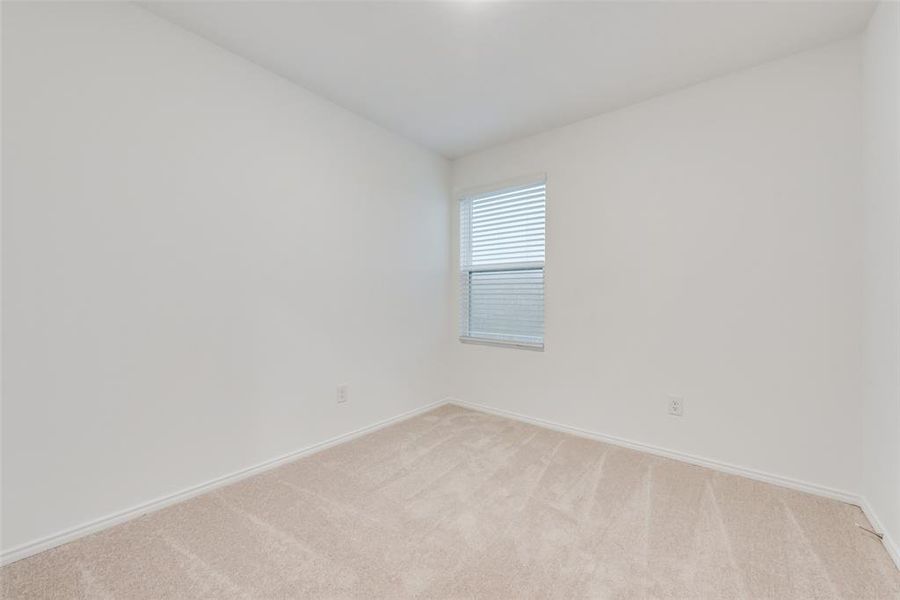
left=469, top=183, right=545, bottom=266
left=460, top=180, right=545, bottom=346
left=467, top=268, right=544, bottom=343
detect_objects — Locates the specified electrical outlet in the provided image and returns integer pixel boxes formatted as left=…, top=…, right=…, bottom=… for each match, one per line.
left=337, top=384, right=349, bottom=404
left=668, top=395, right=684, bottom=417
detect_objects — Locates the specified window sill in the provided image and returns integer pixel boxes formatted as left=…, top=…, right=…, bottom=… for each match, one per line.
left=459, top=336, right=544, bottom=351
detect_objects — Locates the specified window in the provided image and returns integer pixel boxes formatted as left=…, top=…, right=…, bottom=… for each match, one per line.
left=459, top=179, right=545, bottom=349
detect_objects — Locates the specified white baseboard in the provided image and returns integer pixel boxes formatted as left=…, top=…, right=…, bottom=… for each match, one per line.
left=449, top=398, right=900, bottom=571
left=7, top=397, right=897, bottom=573
left=447, top=398, right=860, bottom=504
left=0, top=399, right=446, bottom=567
left=859, top=497, right=900, bottom=570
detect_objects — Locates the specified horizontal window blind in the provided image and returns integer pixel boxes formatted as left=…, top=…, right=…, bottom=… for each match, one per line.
left=460, top=181, right=545, bottom=347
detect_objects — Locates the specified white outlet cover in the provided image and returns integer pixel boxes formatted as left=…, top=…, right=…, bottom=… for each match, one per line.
left=668, top=396, right=684, bottom=416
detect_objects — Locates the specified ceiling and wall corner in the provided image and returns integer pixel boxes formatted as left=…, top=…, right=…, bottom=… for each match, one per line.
left=141, top=1, right=876, bottom=158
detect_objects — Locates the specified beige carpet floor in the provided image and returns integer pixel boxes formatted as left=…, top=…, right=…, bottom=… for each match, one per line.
left=3, top=404, right=899, bottom=599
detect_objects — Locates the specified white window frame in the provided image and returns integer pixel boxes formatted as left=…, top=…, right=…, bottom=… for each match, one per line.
left=458, top=175, right=546, bottom=351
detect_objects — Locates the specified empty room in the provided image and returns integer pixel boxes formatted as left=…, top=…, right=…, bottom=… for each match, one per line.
left=2, top=0, right=900, bottom=598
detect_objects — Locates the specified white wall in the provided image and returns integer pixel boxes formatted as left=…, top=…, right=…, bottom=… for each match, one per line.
left=3, top=0, right=892, bottom=567
left=861, top=1, right=900, bottom=562
left=1, top=2, right=449, bottom=554
left=450, top=39, right=864, bottom=497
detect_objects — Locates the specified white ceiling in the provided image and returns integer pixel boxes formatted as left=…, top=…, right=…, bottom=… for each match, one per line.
left=143, top=1, right=875, bottom=158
